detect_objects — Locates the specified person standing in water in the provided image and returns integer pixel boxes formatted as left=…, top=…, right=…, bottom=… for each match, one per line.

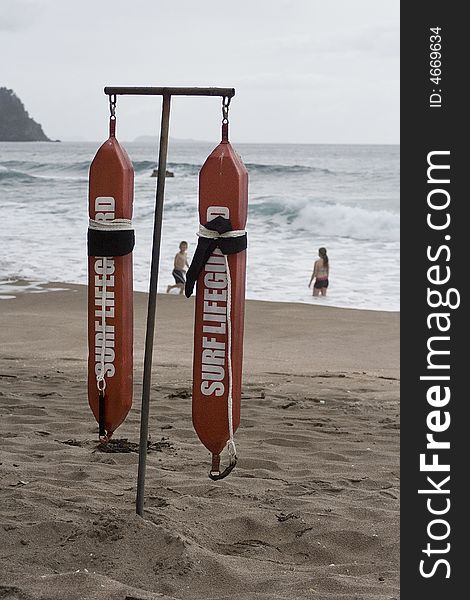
left=167, top=241, right=189, bottom=294
left=309, top=247, right=329, bottom=296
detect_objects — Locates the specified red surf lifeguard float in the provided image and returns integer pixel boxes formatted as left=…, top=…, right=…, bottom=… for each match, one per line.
left=87, top=116, right=134, bottom=441
left=185, top=120, right=248, bottom=479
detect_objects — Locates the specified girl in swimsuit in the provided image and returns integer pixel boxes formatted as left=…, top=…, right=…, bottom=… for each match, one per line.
left=308, top=247, right=329, bottom=297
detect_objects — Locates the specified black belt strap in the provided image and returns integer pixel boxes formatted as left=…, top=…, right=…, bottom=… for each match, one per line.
left=87, top=229, right=135, bottom=257
left=184, top=216, right=247, bottom=298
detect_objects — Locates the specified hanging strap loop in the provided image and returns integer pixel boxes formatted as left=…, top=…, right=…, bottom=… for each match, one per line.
left=209, top=451, right=238, bottom=481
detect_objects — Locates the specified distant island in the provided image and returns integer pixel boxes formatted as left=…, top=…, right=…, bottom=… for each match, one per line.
left=0, top=87, right=51, bottom=142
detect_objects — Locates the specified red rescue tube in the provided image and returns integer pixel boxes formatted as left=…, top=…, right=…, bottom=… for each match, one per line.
left=87, top=118, right=134, bottom=440
left=192, top=127, right=248, bottom=476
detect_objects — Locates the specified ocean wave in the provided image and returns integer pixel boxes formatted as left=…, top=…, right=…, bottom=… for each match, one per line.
left=0, top=161, right=88, bottom=182
left=0, top=167, right=54, bottom=184
left=1, top=159, right=336, bottom=180
left=245, top=163, right=333, bottom=175
left=161, top=192, right=399, bottom=242
left=0, top=159, right=156, bottom=180
left=147, top=161, right=333, bottom=176
left=132, top=160, right=157, bottom=173
left=247, top=199, right=399, bottom=242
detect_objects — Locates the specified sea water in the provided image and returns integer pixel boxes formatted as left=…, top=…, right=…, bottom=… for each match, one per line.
left=0, top=140, right=399, bottom=311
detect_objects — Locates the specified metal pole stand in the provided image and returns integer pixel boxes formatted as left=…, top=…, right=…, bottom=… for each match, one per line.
left=103, top=87, right=235, bottom=517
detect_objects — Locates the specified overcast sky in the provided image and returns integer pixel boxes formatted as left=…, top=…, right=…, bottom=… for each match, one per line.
left=1, top=0, right=399, bottom=143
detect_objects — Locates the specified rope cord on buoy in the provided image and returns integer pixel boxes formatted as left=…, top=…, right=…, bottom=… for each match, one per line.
left=96, top=255, right=108, bottom=394
left=195, top=222, right=247, bottom=479
left=89, top=218, right=133, bottom=442
left=88, top=218, right=133, bottom=230
left=97, top=256, right=108, bottom=442
left=88, top=219, right=133, bottom=443
left=197, top=223, right=246, bottom=241
left=184, top=216, right=247, bottom=299
left=224, top=252, right=236, bottom=462
left=90, top=217, right=133, bottom=394
left=87, top=218, right=135, bottom=259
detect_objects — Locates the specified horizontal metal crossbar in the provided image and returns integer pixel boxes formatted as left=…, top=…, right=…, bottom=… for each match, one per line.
left=104, top=86, right=235, bottom=97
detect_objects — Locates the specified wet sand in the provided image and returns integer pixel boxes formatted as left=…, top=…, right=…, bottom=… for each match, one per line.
left=0, top=284, right=399, bottom=600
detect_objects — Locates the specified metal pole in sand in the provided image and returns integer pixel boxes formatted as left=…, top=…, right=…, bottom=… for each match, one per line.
left=136, top=93, right=171, bottom=517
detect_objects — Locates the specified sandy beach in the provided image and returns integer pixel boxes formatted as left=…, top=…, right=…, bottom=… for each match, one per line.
left=0, top=284, right=399, bottom=600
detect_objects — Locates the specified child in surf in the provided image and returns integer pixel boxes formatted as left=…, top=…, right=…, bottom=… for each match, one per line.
left=167, top=241, right=189, bottom=295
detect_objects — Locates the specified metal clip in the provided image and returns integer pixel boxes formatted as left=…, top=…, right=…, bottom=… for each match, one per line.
left=109, top=94, right=117, bottom=120
left=222, top=95, right=231, bottom=125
